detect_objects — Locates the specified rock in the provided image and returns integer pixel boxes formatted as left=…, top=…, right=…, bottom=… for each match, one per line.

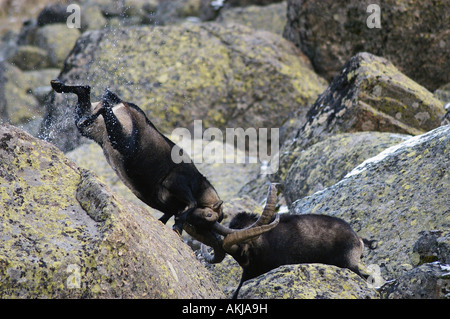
left=201, top=254, right=242, bottom=298
left=66, top=141, right=151, bottom=212
left=278, top=52, right=445, bottom=181
left=200, top=0, right=285, bottom=21
left=304, top=52, right=444, bottom=137
left=0, top=124, right=223, bottom=298
left=216, top=1, right=287, bottom=34
left=40, top=23, right=327, bottom=152
left=89, top=0, right=125, bottom=17
left=0, top=61, right=40, bottom=125
left=33, top=23, right=80, bottom=68
left=7, top=45, right=51, bottom=70
left=31, top=86, right=52, bottom=104
left=434, top=83, right=450, bottom=104
left=226, top=0, right=285, bottom=6
left=434, top=83, right=450, bottom=126
left=283, top=0, right=450, bottom=92
left=0, top=33, right=19, bottom=69
left=412, top=230, right=450, bottom=266
left=291, top=124, right=450, bottom=280
left=380, top=262, right=450, bottom=299
left=283, top=132, right=410, bottom=205
left=80, top=4, right=108, bottom=31
left=36, top=3, right=71, bottom=26
left=238, top=264, right=379, bottom=299
left=22, top=68, right=61, bottom=89
left=156, top=0, right=202, bottom=25
left=0, top=62, right=58, bottom=130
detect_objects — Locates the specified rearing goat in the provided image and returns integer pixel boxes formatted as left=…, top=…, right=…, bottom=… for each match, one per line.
left=50, top=80, right=223, bottom=234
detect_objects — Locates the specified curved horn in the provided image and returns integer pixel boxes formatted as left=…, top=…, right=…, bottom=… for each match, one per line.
left=222, top=184, right=279, bottom=253
left=209, top=183, right=279, bottom=237
left=183, top=223, right=226, bottom=264
left=251, top=183, right=278, bottom=228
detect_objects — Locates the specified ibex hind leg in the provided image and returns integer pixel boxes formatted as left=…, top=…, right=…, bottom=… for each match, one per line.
left=51, top=79, right=91, bottom=99
left=50, top=79, right=92, bottom=112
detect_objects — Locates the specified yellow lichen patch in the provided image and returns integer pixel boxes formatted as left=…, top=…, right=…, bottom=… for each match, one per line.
left=238, top=264, right=379, bottom=299
left=0, top=125, right=223, bottom=298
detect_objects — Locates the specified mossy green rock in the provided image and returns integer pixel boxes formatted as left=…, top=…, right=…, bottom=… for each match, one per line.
left=217, top=2, right=287, bottom=34
left=291, top=124, right=450, bottom=280
left=278, top=52, right=445, bottom=182
left=0, top=61, right=39, bottom=125
left=40, top=22, right=327, bottom=152
left=0, top=124, right=223, bottom=298
left=34, top=24, right=80, bottom=68
left=283, top=0, right=449, bottom=91
left=238, top=264, right=379, bottom=299
left=201, top=254, right=242, bottom=298
left=7, top=45, right=51, bottom=71
left=380, top=262, right=450, bottom=299
left=284, top=131, right=410, bottom=205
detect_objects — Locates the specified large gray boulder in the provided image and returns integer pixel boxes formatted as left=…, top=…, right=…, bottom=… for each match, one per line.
left=283, top=0, right=449, bottom=91
left=283, top=131, right=410, bottom=205
left=240, top=52, right=444, bottom=204
left=278, top=52, right=445, bottom=182
left=291, top=124, right=450, bottom=281
left=0, top=124, right=223, bottom=298
left=238, top=264, right=379, bottom=299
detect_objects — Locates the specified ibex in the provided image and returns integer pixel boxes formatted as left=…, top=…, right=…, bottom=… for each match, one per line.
left=195, top=184, right=376, bottom=299
left=50, top=80, right=223, bottom=235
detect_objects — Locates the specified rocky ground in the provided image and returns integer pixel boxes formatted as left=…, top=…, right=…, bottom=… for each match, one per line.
left=0, top=0, right=449, bottom=299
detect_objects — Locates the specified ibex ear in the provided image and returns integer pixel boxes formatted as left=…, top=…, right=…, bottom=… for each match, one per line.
left=212, top=200, right=223, bottom=211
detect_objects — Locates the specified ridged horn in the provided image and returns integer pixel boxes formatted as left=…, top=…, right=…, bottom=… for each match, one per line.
left=222, top=184, right=279, bottom=253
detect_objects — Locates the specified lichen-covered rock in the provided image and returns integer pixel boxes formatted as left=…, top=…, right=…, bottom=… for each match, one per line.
left=156, top=0, right=202, bottom=25
left=0, top=61, right=39, bottom=125
left=278, top=52, right=445, bottom=181
left=0, top=124, right=223, bottom=298
left=434, top=83, right=450, bottom=105
left=40, top=22, right=327, bottom=152
left=33, top=23, right=80, bottom=68
left=283, top=132, right=410, bottom=205
left=66, top=141, right=150, bottom=211
left=238, top=264, right=379, bottom=299
left=411, top=230, right=450, bottom=266
left=291, top=124, right=450, bottom=280
left=283, top=0, right=450, bottom=91
left=7, top=45, right=51, bottom=70
left=380, top=262, right=450, bottom=299
left=216, top=2, right=287, bottom=34
left=201, top=254, right=242, bottom=298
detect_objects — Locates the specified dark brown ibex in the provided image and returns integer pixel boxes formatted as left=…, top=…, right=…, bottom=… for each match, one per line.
left=196, top=184, right=376, bottom=299
left=50, top=80, right=223, bottom=236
